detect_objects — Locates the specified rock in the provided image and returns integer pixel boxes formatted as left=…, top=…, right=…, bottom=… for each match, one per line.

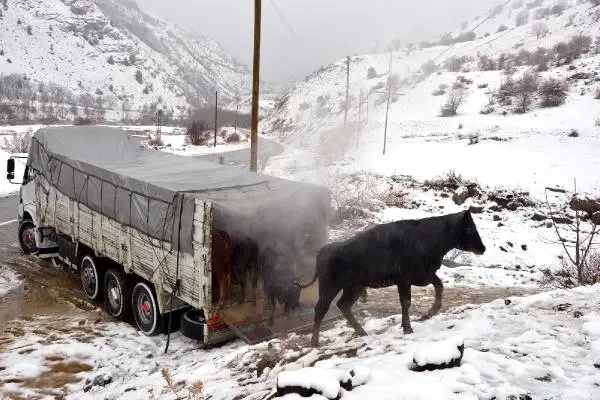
left=552, top=216, right=572, bottom=224
left=500, top=246, right=508, bottom=252
left=506, top=200, right=519, bottom=211
left=452, top=186, right=470, bottom=205
left=412, top=336, right=465, bottom=372
left=488, top=205, right=501, bottom=213
left=521, top=244, right=528, bottom=251
left=594, top=363, right=600, bottom=369
left=545, top=221, right=553, bottom=228
left=552, top=303, right=571, bottom=312
left=531, top=212, right=547, bottom=221
left=507, top=241, right=514, bottom=247
left=469, top=204, right=484, bottom=214
left=498, top=222, right=504, bottom=227
left=493, top=214, right=501, bottom=221
left=84, top=373, right=113, bottom=392
left=504, top=299, right=511, bottom=305
left=574, top=311, right=583, bottom=318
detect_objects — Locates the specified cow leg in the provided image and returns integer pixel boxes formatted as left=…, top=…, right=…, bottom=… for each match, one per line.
left=250, top=264, right=258, bottom=306
left=219, top=272, right=231, bottom=308
left=311, top=284, right=340, bottom=347
left=397, top=283, right=413, bottom=334
left=267, top=293, right=276, bottom=326
left=359, top=287, right=368, bottom=303
left=420, top=274, right=443, bottom=321
left=336, top=285, right=367, bottom=337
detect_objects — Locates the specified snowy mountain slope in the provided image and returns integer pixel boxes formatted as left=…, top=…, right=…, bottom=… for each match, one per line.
left=0, top=0, right=257, bottom=116
left=261, top=0, right=600, bottom=154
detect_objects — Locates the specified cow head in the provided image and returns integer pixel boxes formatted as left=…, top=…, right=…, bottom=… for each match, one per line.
left=456, top=210, right=486, bottom=255
left=282, top=279, right=302, bottom=311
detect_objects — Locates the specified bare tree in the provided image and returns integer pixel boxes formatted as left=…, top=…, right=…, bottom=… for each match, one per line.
left=440, top=86, right=467, bottom=117
left=186, top=120, right=209, bottom=146
left=541, top=183, right=600, bottom=288
left=532, top=22, right=549, bottom=39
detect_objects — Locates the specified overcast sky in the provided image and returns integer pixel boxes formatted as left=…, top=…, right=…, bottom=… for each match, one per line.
left=136, top=0, right=500, bottom=84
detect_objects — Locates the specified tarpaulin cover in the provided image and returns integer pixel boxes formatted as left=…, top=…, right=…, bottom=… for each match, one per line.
left=28, top=126, right=331, bottom=255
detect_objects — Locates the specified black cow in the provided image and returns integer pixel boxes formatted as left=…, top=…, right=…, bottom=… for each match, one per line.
left=232, top=236, right=260, bottom=304
left=301, top=210, right=486, bottom=347
left=258, top=244, right=302, bottom=326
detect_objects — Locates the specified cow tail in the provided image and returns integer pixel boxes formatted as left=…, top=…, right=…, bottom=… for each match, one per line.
left=297, top=249, right=324, bottom=288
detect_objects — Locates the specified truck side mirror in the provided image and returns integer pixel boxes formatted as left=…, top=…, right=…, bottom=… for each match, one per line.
left=7, top=158, right=15, bottom=174
left=6, top=158, right=15, bottom=180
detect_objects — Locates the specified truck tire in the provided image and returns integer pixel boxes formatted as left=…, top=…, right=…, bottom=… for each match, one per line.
left=80, top=255, right=103, bottom=301
left=103, top=268, right=132, bottom=320
left=132, top=282, right=162, bottom=336
left=180, top=309, right=205, bottom=341
left=18, top=220, right=38, bottom=255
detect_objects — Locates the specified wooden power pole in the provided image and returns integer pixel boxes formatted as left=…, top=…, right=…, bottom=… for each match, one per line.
left=250, top=0, right=262, bottom=172
left=213, top=90, right=218, bottom=147
left=382, top=51, right=393, bottom=155
left=344, top=55, right=350, bottom=127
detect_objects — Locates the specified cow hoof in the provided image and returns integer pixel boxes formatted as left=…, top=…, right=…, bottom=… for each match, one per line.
left=403, top=327, right=414, bottom=335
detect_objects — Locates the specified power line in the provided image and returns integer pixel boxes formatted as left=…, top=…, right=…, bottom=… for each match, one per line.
left=268, top=0, right=298, bottom=38
left=432, top=0, right=514, bottom=62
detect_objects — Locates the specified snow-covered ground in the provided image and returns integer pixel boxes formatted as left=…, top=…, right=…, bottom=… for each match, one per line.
left=1, top=284, right=599, bottom=399
left=0, top=266, right=20, bottom=297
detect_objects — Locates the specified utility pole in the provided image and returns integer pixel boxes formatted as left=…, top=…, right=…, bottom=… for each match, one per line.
left=383, top=50, right=393, bottom=156
left=250, top=0, right=262, bottom=172
left=366, top=90, right=369, bottom=123
left=234, top=104, right=239, bottom=135
left=344, top=55, right=350, bottom=127
left=356, top=89, right=362, bottom=148
left=213, top=90, right=218, bottom=147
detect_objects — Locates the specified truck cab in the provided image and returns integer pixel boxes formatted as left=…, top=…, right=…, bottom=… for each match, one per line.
left=7, top=156, right=57, bottom=257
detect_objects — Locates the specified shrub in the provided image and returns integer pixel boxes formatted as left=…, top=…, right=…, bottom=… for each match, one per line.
left=516, top=10, right=529, bottom=26
left=539, top=78, right=568, bottom=107
left=531, top=22, right=548, bottom=39
left=186, top=120, right=209, bottom=146
left=73, top=117, right=93, bottom=125
left=514, top=70, right=540, bottom=113
left=444, top=56, right=471, bottom=73
left=590, top=0, right=600, bottom=6
left=568, top=129, right=579, bottom=137
left=568, top=35, right=592, bottom=58
left=534, top=7, right=551, bottom=19
left=440, top=87, right=466, bottom=117
left=135, top=70, right=143, bottom=84
left=497, top=24, right=508, bottom=33
left=367, top=66, right=377, bottom=79
left=512, top=0, right=524, bottom=8
left=420, top=60, right=438, bottom=75
left=551, top=2, right=566, bottom=15
left=496, top=75, right=516, bottom=105
left=107, top=56, right=115, bottom=65
left=225, top=132, right=241, bottom=143
left=432, top=89, right=446, bottom=96
left=595, top=87, right=600, bottom=99
left=26, top=25, right=32, bottom=35
left=526, top=0, right=543, bottom=8
left=2, top=129, right=32, bottom=153
left=478, top=55, right=497, bottom=70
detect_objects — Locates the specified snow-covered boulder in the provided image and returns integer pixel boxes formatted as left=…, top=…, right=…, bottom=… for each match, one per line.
left=452, top=186, right=470, bottom=205
left=275, top=365, right=371, bottom=398
left=412, top=336, right=465, bottom=372
left=276, top=367, right=342, bottom=399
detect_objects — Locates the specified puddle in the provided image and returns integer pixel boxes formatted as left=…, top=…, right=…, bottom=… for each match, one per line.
left=361, top=285, right=540, bottom=319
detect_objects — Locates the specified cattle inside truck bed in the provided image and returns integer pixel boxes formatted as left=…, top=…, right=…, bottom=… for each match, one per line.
left=17, top=126, right=335, bottom=345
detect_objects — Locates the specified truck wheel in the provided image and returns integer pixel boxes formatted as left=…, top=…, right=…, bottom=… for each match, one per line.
left=103, top=268, right=132, bottom=320
left=180, top=309, right=205, bottom=341
left=80, top=255, right=103, bottom=301
left=132, top=282, right=162, bottom=336
left=18, top=220, right=38, bottom=255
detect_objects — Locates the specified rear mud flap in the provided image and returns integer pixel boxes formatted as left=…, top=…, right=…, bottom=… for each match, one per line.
left=216, top=285, right=343, bottom=345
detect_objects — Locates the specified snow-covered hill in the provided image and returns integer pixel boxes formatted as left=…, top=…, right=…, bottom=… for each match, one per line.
left=0, top=0, right=265, bottom=120
left=261, top=0, right=600, bottom=171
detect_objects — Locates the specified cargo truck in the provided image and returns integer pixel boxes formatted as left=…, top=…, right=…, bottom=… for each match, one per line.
left=6, top=126, right=338, bottom=346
